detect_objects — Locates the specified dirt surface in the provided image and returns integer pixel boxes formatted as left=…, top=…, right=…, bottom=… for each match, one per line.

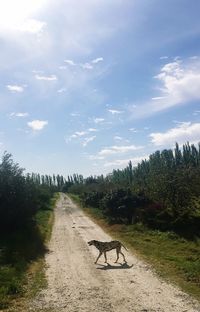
left=30, top=193, right=200, bottom=312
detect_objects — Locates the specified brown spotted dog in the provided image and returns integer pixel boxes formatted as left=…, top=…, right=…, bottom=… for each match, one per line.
left=88, top=240, right=127, bottom=264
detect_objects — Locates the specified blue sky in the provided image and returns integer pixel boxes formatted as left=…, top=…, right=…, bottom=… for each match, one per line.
left=0, top=0, right=200, bottom=177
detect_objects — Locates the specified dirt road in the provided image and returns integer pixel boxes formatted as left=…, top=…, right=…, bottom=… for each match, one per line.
left=31, top=193, right=200, bottom=312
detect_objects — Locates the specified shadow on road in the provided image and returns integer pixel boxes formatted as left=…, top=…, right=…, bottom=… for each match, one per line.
left=96, top=262, right=133, bottom=270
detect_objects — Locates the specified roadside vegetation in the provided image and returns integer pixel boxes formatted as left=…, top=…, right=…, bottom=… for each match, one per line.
left=75, top=204, right=200, bottom=300
left=0, top=153, right=59, bottom=310
left=68, top=142, right=200, bottom=300
left=1, top=141, right=200, bottom=307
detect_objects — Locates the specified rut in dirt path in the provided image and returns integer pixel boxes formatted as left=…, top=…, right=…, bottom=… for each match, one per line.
left=31, top=193, right=200, bottom=312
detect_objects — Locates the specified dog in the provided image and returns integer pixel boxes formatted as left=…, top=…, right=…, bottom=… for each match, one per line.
left=88, top=240, right=127, bottom=264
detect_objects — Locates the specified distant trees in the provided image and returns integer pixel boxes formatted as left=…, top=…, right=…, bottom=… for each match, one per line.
left=0, top=153, right=60, bottom=233
left=0, top=152, right=87, bottom=233
left=0, top=152, right=37, bottom=231
left=69, top=142, right=200, bottom=236
left=1, top=141, right=200, bottom=237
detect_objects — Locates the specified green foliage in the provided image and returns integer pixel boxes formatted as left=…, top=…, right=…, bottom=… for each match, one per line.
left=69, top=142, right=200, bottom=237
left=77, top=202, right=200, bottom=299
left=100, top=189, right=146, bottom=224
left=0, top=152, right=36, bottom=231
left=0, top=152, right=57, bottom=309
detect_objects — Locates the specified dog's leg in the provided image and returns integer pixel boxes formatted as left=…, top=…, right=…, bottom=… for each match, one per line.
left=119, top=250, right=126, bottom=262
left=104, top=251, right=107, bottom=263
left=115, top=248, right=119, bottom=263
left=95, top=251, right=102, bottom=264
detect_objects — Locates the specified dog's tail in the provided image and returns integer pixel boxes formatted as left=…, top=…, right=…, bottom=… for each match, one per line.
left=121, top=243, right=128, bottom=251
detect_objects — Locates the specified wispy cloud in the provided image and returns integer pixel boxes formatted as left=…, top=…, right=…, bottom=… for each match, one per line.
left=129, top=128, right=138, bottom=133
left=151, top=96, right=166, bottom=100
left=108, top=109, right=123, bottom=114
left=129, top=57, right=200, bottom=119
left=82, top=136, right=96, bottom=147
left=57, top=88, right=67, bottom=93
left=68, top=131, right=87, bottom=141
left=17, top=19, right=46, bottom=34
left=10, top=112, right=29, bottom=118
left=91, top=57, right=103, bottom=64
left=75, top=131, right=87, bottom=137
left=104, top=156, right=148, bottom=168
left=114, top=136, right=123, bottom=141
left=88, top=128, right=98, bottom=132
left=93, top=118, right=105, bottom=124
left=81, top=62, right=93, bottom=70
left=35, top=74, right=57, bottom=81
left=99, top=144, right=143, bottom=156
left=88, top=154, right=104, bottom=160
left=63, top=57, right=103, bottom=70
left=7, top=85, right=24, bottom=92
left=70, top=113, right=80, bottom=117
left=64, top=59, right=76, bottom=66
left=150, top=122, right=200, bottom=146
left=154, top=58, right=200, bottom=105
left=193, top=110, right=200, bottom=116
left=27, top=120, right=48, bottom=131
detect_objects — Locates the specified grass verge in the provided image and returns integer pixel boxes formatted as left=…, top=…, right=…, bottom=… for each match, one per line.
left=70, top=194, right=200, bottom=301
left=0, top=193, right=59, bottom=311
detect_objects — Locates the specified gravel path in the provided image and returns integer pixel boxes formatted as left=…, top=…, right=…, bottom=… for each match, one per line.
left=31, top=193, right=200, bottom=312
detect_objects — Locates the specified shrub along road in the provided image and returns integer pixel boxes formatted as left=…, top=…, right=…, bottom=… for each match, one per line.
left=31, top=193, right=200, bottom=312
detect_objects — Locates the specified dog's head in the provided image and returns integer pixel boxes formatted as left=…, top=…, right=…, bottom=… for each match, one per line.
left=88, top=240, right=96, bottom=246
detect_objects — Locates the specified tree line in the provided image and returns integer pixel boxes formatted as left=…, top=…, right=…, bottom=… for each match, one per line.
left=0, top=152, right=84, bottom=233
left=68, top=142, right=200, bottom=237
left=1, top=142, right=200, bottom=236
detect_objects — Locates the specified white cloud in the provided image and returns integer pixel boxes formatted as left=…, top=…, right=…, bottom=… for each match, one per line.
left=75, top=131, right=87, bottom=136
left=193, top=110, right=200, bottom=116
left=129, top=58, right=200, bottom=119
left=7, top=85, right=24, bottom=92
left=32, top=70, right=43, bottom=74
left=81, top=62, right=93, bottom=70
left=189, top=56, right=199, bottom=60
left=0, top=1, right=47, bottom=33
left=82, top=136, right=96, bottom=147
left=150, top=122, right=200, bottom=146
left=17, top=19, right=46, bottom=33
left=70, top=113, right=80, bottom=117
left=160, top=56, right=168, bottom=60
left=104, top=156, right=148, bottom=168
left=64, top=57, right=103, bottom=71
left=35, top=74, right=57, bottom=81
left=88, top=128, right=98, bottom=132
left=64, top=59, right=76, bottom=66
left=114, top=136, right=123, bottom=141
left=27, top=120, right=48, bottom=131
left=88, top=154, right=104, bottom=160
left=91, top=57, right=103, bottom=64
left=129, top=128, right=138, bottom=133
left=57, top=88, right=67, bottom=93
left=151, top=96, right=166, bottom=100
left=67, top=129, right=98, bottom=143
left=10, top=112, right=29, bottom=118
left=108, top=109, right=123, bottom=114
left=94, top=118, right=105, bottom=124
left=67, top=131, right=87, bottom=142
left=99, top=144, right=143, bottom=156
left=154, top=58, right=200, bottom=105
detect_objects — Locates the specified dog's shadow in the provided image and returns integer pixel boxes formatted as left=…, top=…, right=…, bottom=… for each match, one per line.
left=96, top=262, right=133, bottom=270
